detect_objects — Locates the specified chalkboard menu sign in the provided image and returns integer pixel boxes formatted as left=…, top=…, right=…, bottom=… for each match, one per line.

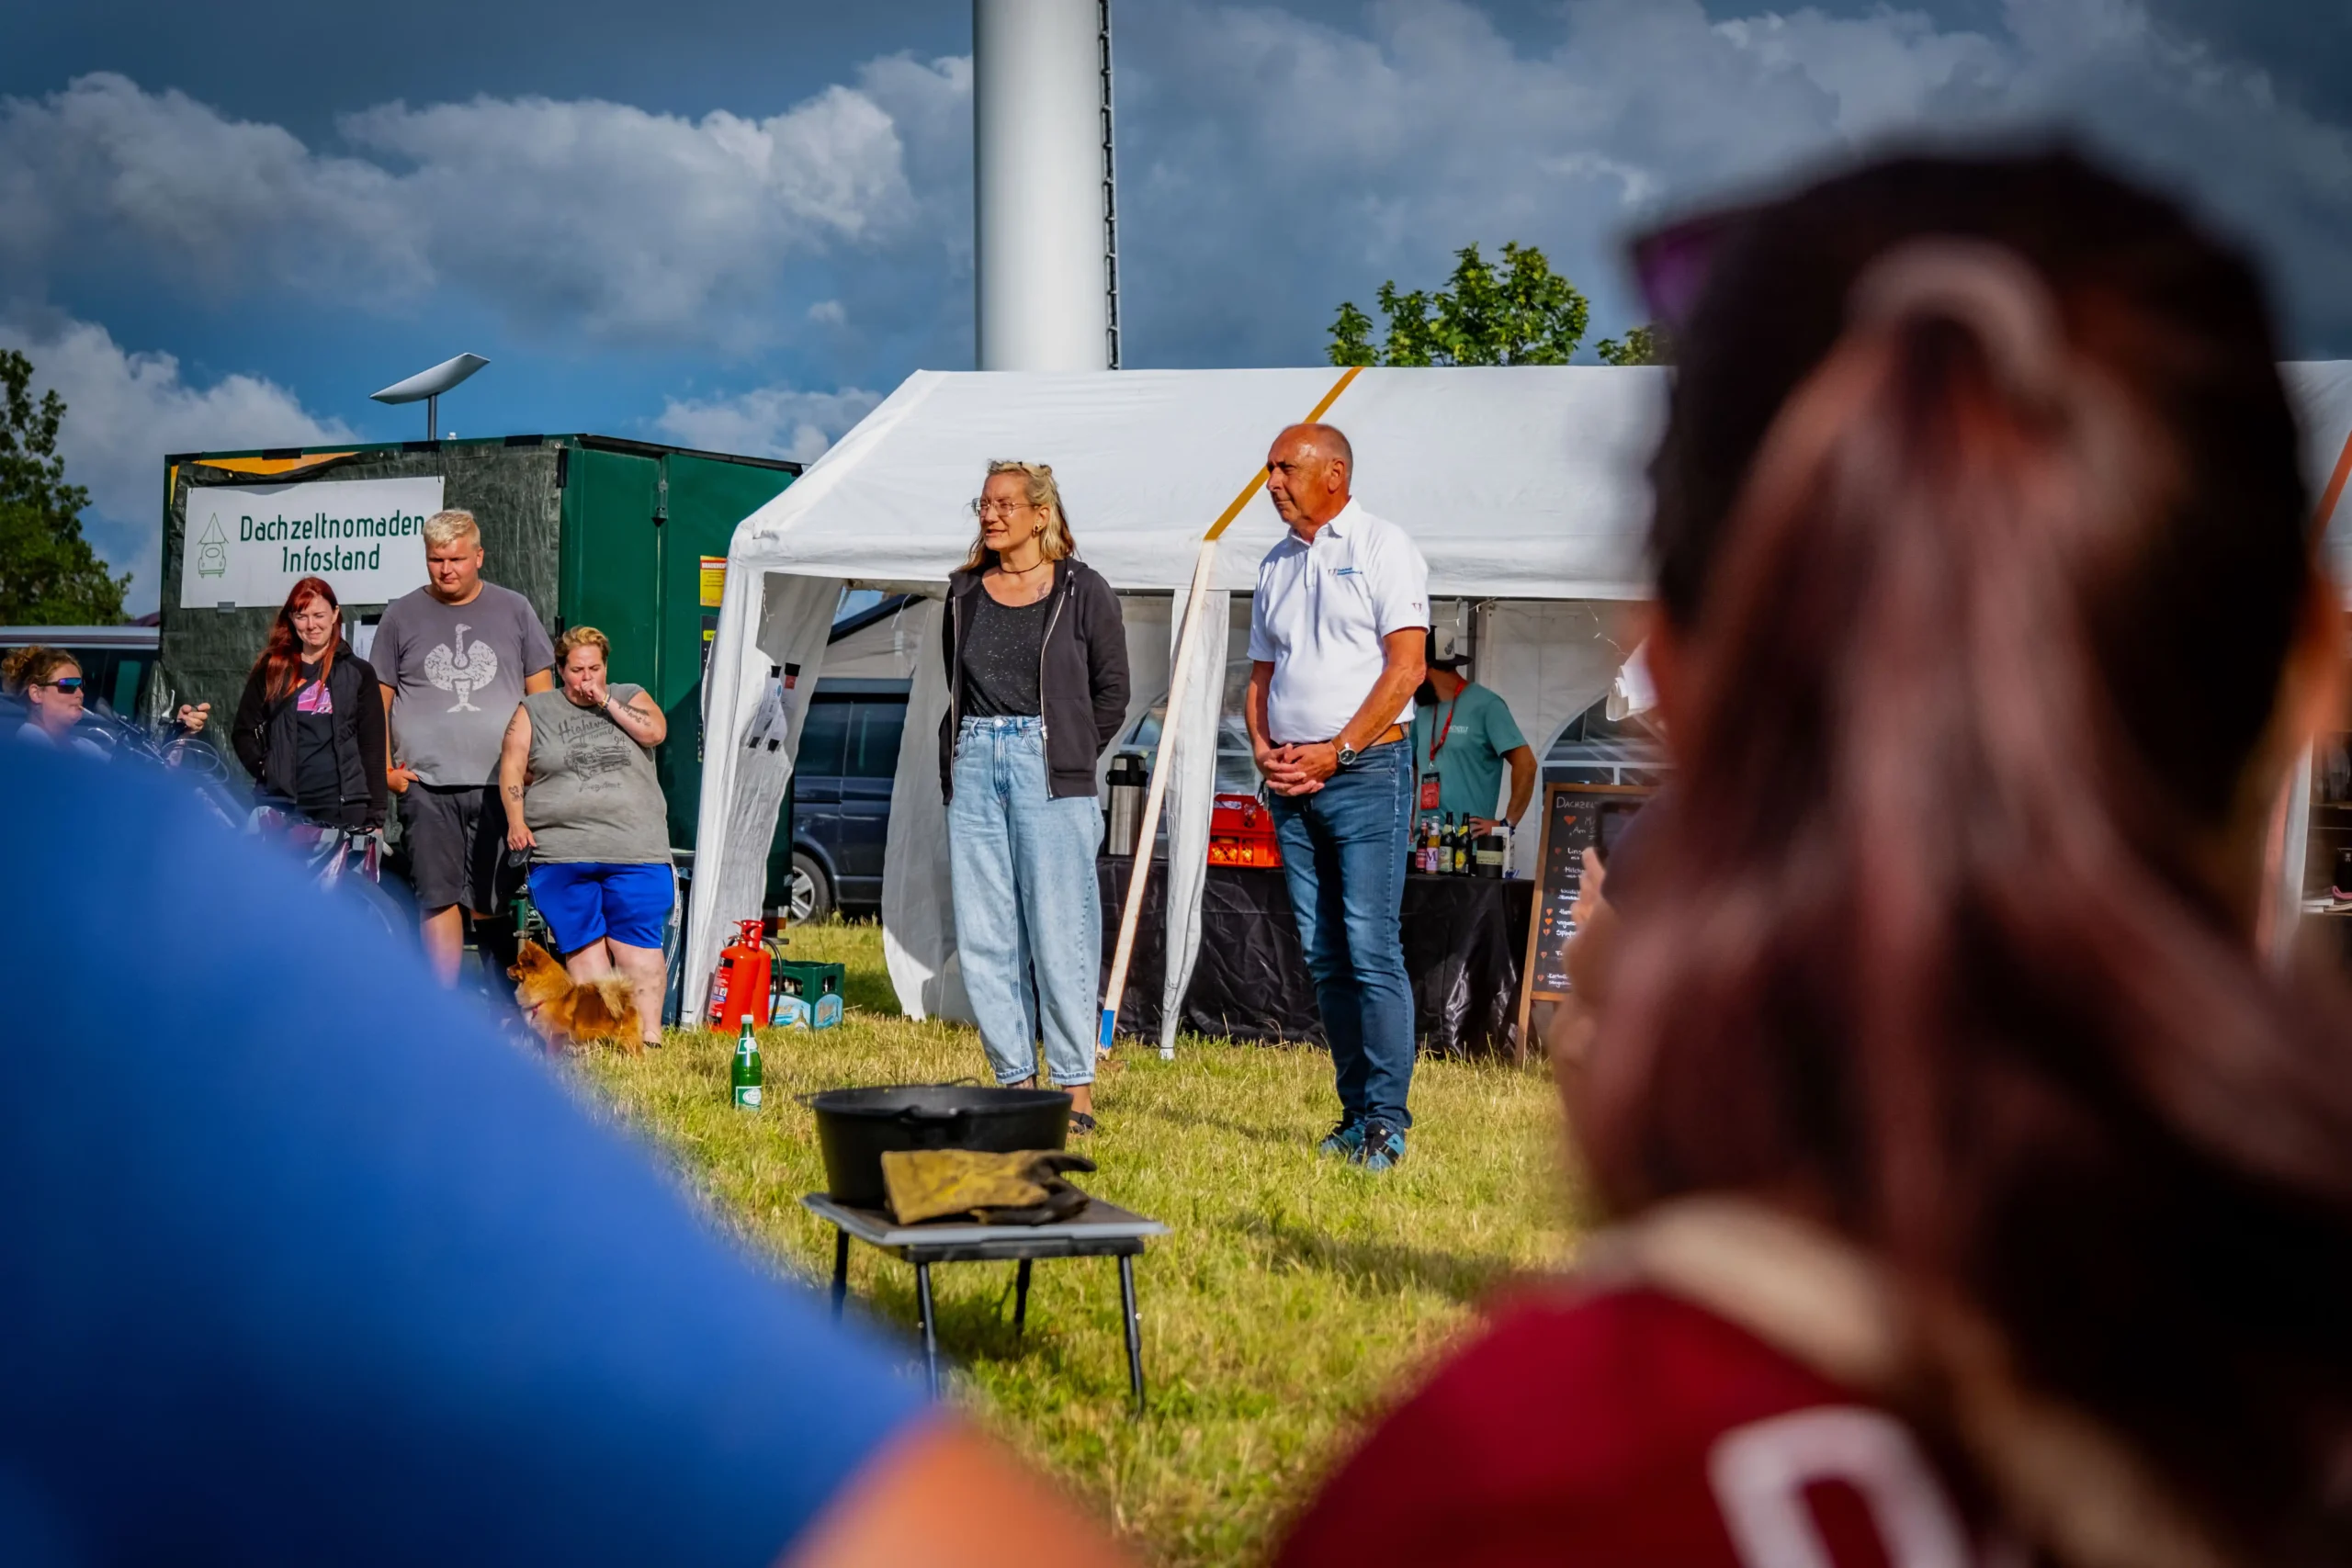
left=1515, top=783, right=1655, bottom=1053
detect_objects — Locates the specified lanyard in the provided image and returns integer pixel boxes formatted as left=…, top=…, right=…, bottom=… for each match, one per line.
left=1425, top=694, right=1459, bottom=766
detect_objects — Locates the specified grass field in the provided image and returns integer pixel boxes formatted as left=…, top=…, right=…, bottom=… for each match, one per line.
left=573, top=922, right=1582, bottom=1565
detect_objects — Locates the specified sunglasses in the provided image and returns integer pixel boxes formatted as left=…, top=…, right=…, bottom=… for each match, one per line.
left=1628, top=201, right=1758, bottom=336
left=43, top=676, right=85, bottom=694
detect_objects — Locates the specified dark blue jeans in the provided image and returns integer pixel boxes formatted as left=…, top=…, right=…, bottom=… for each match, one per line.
left=1266, top=739, right=1416, bottom=1129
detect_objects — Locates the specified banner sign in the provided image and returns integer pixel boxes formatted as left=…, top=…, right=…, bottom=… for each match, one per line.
left=180, top=477, right=443, bottom=608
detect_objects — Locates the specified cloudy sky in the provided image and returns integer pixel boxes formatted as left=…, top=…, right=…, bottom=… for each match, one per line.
left=6, top=0, right=2350, bottom=610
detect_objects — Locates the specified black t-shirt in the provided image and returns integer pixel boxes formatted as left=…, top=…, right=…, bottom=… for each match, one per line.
left=960, top=591, right=1048, bottom=718
left=291, top=660, right=342, bottom=809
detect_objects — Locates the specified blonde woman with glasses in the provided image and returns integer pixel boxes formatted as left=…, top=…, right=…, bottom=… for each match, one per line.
left=938, top=461, right=1128, bottom=1133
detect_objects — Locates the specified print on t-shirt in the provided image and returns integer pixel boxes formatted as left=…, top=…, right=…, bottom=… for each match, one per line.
left=296, top=679, right=334, bottom=715
left=548, top=707, right=634, bottom=781
left=422, top=624, right=503, bottom=713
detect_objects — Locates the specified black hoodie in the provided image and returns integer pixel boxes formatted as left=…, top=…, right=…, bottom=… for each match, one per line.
left=232, top=639, right=389, bottom=829
left=937, top=557, right=1129, bottom=801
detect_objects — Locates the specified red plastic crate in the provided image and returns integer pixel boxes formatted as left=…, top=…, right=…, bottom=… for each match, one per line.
left=1207, top=793, right=1283, bottom=868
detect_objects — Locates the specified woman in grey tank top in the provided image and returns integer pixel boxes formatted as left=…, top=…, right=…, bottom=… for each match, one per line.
left=498, top=626, right=673, bottom=1047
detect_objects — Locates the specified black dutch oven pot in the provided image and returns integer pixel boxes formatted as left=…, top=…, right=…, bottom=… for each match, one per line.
left=805, top=1083, right=1070, bottom=1209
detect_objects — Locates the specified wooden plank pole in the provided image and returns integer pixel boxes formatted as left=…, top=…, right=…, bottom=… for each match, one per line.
left=1101, top=539, right=1219, bottom=1059
left=1096, top=365, right=1363, bottom=1060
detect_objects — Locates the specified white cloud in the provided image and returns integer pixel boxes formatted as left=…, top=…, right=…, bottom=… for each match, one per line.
left=1114, top=0, right=2352, bottom=359
left=0, top=60, right=970, bottom=348
left=652, top=383, right=881, bottom=465
left=1, top=315, right=353, bottom=610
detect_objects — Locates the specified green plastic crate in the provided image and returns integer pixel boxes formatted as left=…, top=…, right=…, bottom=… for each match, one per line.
left=772, top=959, right=845, bottom=1031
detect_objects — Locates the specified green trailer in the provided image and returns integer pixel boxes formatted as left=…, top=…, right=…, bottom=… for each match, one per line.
left=157, top=434, right=798, bottom=889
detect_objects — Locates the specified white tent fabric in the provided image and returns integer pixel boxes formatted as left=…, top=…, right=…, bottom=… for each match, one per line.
left=878, top=598, right=967, bottom=1021
left=687, top=362, right=2352, bottom=1026
left=705, top=367, right=1667, bottom=597
left=1157, top=588, right=1228, bottom=1050
left=1474, top=601, right=1639, bottom=877
left=823, top=599, right=923, bottom=681
left=2290, top=361, right=2352, bottom=588
left=697, top=571, right=837, bottom=971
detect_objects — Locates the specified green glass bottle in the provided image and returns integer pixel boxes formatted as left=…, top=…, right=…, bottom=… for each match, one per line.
left=731, top=1016, right=763, bottom=1111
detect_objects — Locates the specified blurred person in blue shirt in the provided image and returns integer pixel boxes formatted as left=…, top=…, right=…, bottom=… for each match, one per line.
left=0, top=743, right=1125, bottom=1568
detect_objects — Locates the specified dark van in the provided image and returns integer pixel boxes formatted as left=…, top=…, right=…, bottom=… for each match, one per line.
left=786, top=678, right=909, bottom=920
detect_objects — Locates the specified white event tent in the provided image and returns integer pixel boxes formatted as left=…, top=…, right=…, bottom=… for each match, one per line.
left=686, top=362, right=2352, bottom=1034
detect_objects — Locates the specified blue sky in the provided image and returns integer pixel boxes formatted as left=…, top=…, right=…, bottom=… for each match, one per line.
left=6, top=0, right=2351, bottom=610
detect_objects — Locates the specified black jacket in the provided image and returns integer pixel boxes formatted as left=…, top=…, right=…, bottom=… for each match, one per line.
left=232, top=641, right=389, bottom=829
left=938, top=558, right=1129, bottom=801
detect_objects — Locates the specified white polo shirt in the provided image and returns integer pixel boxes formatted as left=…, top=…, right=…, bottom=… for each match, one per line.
left=1248, top=499, right=1430, bottom=744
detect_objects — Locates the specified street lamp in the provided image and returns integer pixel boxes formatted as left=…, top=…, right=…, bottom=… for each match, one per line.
left=370, top=353, right=490, bottom=442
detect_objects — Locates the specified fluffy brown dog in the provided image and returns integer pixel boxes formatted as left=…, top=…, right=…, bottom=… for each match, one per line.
left=508, top=939, right=644, bottom=1053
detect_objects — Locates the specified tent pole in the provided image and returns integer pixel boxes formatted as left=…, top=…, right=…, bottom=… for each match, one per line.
left=1094, top=363, right=1363, bottom=1061
left=1102, top=538, right=1218, bottom=1060
left=2266, top=741, right=2315, bottom=971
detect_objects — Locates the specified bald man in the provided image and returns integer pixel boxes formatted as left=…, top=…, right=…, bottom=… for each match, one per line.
left=1244, top=423, right=1430, bottom=1172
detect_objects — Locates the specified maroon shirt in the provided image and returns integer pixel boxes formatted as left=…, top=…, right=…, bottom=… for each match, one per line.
left=1277, top=1285, right=2014, bottom=1568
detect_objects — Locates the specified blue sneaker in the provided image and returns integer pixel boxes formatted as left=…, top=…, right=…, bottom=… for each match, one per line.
left=1358, top=1120, right=1407, bottom=1172
left=1317, top=1116, right=1365, bottom=1158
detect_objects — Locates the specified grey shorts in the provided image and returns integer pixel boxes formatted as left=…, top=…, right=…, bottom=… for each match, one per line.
left=398, top=784, right=520, bottom=915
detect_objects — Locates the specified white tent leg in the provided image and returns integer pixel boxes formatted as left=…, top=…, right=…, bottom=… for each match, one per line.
left=684, top=570, right=840, bottom=1022
left=1158, top=587, right=1229, bottom=1055
left=1102, top=539, right=1219, bottom=1058
left=882, top=598, right=968, bottom=1021
left=2268, top=741, right=2314, bottom=972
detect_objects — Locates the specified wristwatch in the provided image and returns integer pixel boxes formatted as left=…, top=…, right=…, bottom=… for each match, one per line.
left=1334, top=739, right=1360, bottom=769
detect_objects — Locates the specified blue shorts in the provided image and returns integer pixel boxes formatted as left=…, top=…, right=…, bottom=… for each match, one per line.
left=527, top=863, right=674, bottom=953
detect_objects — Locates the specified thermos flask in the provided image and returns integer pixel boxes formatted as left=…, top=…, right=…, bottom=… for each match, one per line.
left=1105, top=750, right=1148, bottom=856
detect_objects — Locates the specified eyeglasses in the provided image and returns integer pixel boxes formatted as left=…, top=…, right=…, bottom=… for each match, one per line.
left=42, top=676, right=84, bottom=694
left=968, top=498, right=1035, bottom=519
left=1628, top=200, right=1759, bottom=335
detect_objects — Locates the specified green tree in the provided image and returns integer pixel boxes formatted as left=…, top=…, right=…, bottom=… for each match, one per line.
left=1326, top=242, right=1591, bottom=367
left=0, top=349, right=126, bottom=625
left=1596, top=322, right=1671, bottom=367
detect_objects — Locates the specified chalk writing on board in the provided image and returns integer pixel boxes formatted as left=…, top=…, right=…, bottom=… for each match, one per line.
left=1523, top=784, right=1653, bottom=1001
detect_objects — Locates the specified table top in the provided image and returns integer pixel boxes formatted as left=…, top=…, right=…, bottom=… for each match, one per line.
left=804, top=1192, right=1170, bottom=1253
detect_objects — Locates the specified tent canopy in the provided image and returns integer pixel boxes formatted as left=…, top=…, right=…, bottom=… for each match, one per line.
left=687, top=362, right=2352, bottom=1027
left=724, top=367, right=1671, bottom=599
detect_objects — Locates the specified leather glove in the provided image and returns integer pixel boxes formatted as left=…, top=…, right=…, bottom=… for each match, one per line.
left=881, top=1148, right=1098, bottom=1226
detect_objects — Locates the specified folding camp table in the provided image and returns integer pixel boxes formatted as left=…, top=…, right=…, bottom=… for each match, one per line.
left=804, top=1192, right=1170, bottom=1411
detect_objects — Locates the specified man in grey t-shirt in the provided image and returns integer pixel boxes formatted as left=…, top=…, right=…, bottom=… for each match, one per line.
left=376, top=509, right=554, bottom=986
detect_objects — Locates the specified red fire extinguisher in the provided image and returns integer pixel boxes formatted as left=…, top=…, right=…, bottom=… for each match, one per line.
left=707, top=919, right=774, bottom=1032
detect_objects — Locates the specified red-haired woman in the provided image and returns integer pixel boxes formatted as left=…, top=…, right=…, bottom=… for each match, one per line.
left=232, top=576, right=388, bottom=831
left=1279, top=152, right=2352, bottom=1568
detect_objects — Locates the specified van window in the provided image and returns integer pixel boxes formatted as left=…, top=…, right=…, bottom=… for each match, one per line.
left=797, top=701, right=851, bottom=776
left=847, top=703, right=906, bottom=778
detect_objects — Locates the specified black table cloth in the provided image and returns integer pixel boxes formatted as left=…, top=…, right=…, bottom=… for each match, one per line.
left=1096, top=858, right=1532, bottom=1058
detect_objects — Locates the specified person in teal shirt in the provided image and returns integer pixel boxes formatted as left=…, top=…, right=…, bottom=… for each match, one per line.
left=1410, top=632, right=1537, bottom=833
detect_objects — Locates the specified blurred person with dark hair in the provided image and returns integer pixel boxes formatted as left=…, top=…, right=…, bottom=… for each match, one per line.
left=0, top=741, right=1128, bottom=1568
left=1280, top=149, right=2352, bottom=1568
left=232, top=576, right=387, bottom=833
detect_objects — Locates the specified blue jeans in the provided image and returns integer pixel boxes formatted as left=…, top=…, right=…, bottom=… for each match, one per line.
left=948, top=716, right=1103, bottom=1089
left=1266, top=739, right=1416, bottom=1129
